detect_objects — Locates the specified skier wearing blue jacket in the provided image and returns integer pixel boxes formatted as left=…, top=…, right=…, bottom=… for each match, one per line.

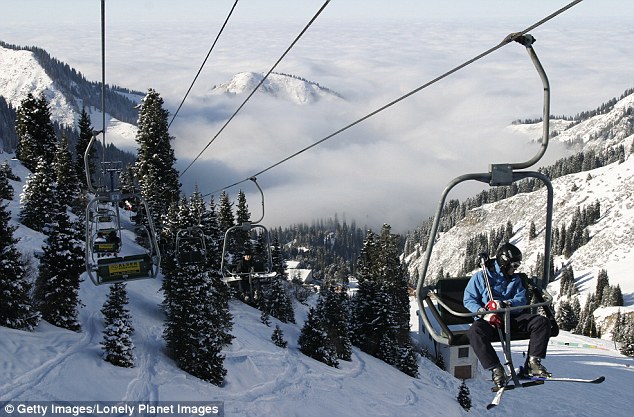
left=463, top=243, right=552, bottom=388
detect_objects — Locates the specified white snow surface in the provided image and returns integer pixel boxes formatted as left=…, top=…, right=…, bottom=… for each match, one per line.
left=0, top=47, right=75, bottom=126
left=1, top=154, right=634, bottom=416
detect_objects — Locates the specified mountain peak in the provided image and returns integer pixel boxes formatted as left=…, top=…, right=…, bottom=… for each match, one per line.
left=211, top=71, right=344, bottom=104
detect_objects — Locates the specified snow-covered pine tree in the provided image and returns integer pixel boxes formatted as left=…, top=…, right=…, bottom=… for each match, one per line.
left=33, top=203, right=84, bottom=331
left=198, top=194, right=223, bottom=271
left=101, top=283, right=135, bottom=368
left=260, top=276, right=295, bottom=323
left=0, top=200, right=40, bottom=330
left=0, top=161, right=14, bottom=200
left=19, top=157, right=56, bottom=232
left=615, top=314, right=634, bottom=357
left=271, top=324, right=288, bottom=348
left=318, top=284, right=351, bottom=361
left=457, top=380, right=472, bottom=411
left=161, top=194, right=232, bottom=384
left=298, top=306, right=338, bottom=368
left=1, top=161, right=20, bottom=182
left=134, top=88, right=180, bottom=229
left=54, top=135, right=82, bottom=213
left=217, top=191, right=235, bottom=233
left=233, top=190, right=251, bottom=255
left=15, top=93, right=57, bottom=172
left=163, top=263, right=232, bottom=385
left=270, top=234, right=287, bottom=279
left=75, top=108, right=96, bottom=190
left=350, top=224, right=418, bottom=377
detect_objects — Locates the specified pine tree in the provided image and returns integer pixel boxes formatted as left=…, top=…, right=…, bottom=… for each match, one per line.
left=163, top=262, right=233, bottom=385
left=260, top=277, right=295, bottom=324
left=217, top=191, right=235, bottom=232
left=197, top=195, right=223, bottom=270
left=134, top=89, right=180, bottom=229
left=271, top=325, right=288, bottom=348
left=54, top=136, right=82, bottom=213
left=0, top=161, right=14, bottom=200
left=33, top=206, right=84, bottom=331
left=15, top=93, right=57, bottom=172
left=318, top=285, right=352, bottom=361
left=101, top=283, right=135, bottom=367
left=75, top=108, right=96, bottom=189
left=555, top=299, right=577, bottom=331
left=298, top=307, right=338, bottom=368
left=0, top=200, right=41, bottom=330
left=595, top=269, right=609, bottom=305
left=19, top=157, right=56, bottom=232
left=529, top=221, right=537, bottom=240
left=270, top=234, right=287, bottom=279
left=351, top=225, right=418, bottom=377
left=457, top=380, right=472, bottom=411
left=615, top=315, right=634, bottom=357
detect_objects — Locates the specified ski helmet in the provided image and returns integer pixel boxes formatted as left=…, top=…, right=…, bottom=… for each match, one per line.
left=496, top=243, right=522, bottom=273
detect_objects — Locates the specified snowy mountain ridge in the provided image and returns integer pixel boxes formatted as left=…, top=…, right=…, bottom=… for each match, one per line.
left=508, top=91, right=634, bottom=152
left=0, top=46, right=76, bottom=126
left=0, top=43, right=142, bottom=151
left=210, top=71, right=344, bottom=105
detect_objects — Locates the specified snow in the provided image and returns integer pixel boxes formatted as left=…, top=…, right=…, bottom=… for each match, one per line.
left=0, top=47, right=75, bottom=126
left=1, top=154, right=634, bottom=416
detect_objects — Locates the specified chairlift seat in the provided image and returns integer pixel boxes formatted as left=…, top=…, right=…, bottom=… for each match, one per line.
left=431, top=277, right=535, bottom=346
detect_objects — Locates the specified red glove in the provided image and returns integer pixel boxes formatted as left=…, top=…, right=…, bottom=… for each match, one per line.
left=486, top=300, right=501, bottom=311
left=484, top=300, right=503, bottom=328
left=484, top=312, right=503, bottom=328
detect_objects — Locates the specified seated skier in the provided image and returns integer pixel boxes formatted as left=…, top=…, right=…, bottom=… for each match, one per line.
left=463, top=242, right=552, bottom=388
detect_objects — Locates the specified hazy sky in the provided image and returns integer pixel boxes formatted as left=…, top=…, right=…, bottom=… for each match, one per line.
left=2, top=0, right=633, bottom=232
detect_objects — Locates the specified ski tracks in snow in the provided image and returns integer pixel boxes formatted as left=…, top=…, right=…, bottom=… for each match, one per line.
left=0, top=311, right=101, bottom=401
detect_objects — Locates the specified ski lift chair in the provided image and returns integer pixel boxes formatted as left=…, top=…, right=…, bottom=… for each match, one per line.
left=175, top=227, right=207, bottom=266
left=415, top=34, right=559, bottom=385
left=418, top=275, right=557, bottom=348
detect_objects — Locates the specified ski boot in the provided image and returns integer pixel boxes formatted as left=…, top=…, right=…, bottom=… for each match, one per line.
left=527, top=356, right=552, bottom=378
left=491, top=364, right=508, bottom=389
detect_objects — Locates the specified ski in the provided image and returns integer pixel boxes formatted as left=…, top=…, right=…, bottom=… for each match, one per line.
left=487, top=386, right=505, bottom=410
left=487, top=380, right=544, bottom=409
left=520, top=375, right=605, bottom=384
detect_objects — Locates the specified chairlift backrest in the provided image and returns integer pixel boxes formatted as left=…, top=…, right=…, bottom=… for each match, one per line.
left=175, top=227, right=207, bottom=266
left=221, top=222, right=274, bottom=281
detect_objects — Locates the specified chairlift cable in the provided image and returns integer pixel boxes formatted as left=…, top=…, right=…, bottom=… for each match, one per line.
left=168, top=0, right=240, bottom=129
left=180, top=0, right=332, bottom=177
left=202, top=0, right=584, bottom=197
left=101, top=0, right=107, bottom=165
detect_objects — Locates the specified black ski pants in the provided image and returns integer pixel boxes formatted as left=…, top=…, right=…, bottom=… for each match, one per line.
left=467, top=312, right=551, bottom=370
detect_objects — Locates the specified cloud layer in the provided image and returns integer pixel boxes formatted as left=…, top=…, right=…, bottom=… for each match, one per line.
left=2, top=4, right=633, bottom=232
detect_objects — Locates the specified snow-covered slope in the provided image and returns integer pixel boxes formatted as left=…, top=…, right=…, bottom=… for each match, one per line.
left=1, top=138, right=633, bottom=415
left=0, top=46, right=75, bottom=126
left=211, top=71, right=343, bottom=104
left=0, top=44, right=139, bottom=150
